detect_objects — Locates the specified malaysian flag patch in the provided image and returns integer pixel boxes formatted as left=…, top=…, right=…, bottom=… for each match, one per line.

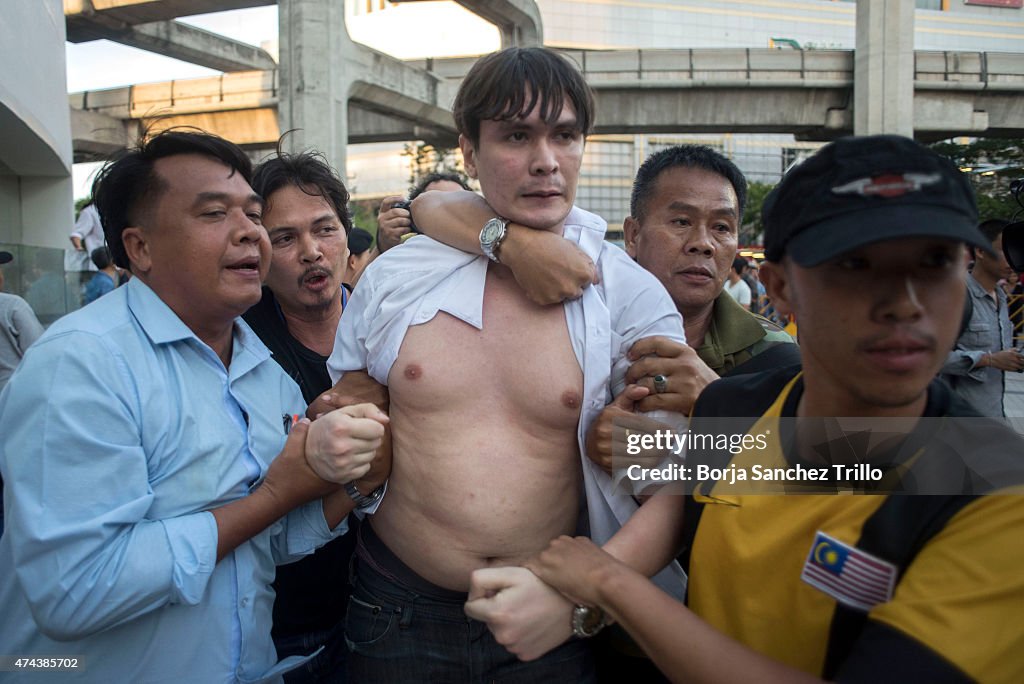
left=800, top=531, right=896, bottom=612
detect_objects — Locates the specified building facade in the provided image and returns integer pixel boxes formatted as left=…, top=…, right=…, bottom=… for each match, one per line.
left=1, top=0, right=76, bottom=317
left=344, top=0, right=1024, bottom=238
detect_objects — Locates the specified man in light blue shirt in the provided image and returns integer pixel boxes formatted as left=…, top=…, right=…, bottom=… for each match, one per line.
left=0, top=131, right=388, bottom=683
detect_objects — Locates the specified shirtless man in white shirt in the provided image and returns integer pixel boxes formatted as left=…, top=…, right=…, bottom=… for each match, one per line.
left=325, top=47, right=687, bottom=683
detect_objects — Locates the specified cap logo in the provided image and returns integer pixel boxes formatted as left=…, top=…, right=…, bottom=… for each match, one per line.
left=831, top=173, right=942, bottom=198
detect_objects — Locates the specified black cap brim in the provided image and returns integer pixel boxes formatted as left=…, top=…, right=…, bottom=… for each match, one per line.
left=786, top=205, right=994, bottom=267
left=0, top=251, right=12, bottom=265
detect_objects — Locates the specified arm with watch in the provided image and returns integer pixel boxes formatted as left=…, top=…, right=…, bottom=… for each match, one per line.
left=525, top=536, right=824, bottom=684
left=307, top=369, right=392, bottom=521
left=464, top=482, right=687, bottom=661
left=408, top=189, right=599, bottom=304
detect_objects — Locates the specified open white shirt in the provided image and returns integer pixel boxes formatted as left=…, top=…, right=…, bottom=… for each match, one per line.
left=328, top=206, right=687, bottom=598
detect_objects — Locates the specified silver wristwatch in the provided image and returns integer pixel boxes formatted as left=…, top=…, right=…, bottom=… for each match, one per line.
left=479, top=217, right=509, bottom=263
left=571, top=604, right=607, bottom=638
left=345, top=482, right=385, bottom=510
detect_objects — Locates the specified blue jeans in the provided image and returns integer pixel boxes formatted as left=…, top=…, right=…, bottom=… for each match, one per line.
left=346, top=523, right=596, bottom=683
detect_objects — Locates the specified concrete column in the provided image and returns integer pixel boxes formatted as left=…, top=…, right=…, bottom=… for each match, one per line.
left=277, top=0, right=352, bottom=173
left=854, top=0, right=914, bottom=137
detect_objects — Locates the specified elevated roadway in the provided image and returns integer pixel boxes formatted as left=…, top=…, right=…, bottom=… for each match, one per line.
left=70, top=47, right=1024, bottom=161
left=65, top=0, right=278, bottom=71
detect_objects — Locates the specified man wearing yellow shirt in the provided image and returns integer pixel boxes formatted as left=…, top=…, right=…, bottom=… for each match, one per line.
left=526, top=135, right=1024, bottom=684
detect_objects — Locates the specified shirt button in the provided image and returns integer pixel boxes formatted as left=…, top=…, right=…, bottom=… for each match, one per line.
left=240, top=598, right=249, bottom=607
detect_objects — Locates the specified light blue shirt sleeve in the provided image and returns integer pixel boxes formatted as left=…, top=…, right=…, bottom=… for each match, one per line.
left=942, top=281, right=1005, bottom=381
left=271, top=499, right=349, bottom=565
left=1, top=330, right=218, bottom=641
left=942, top=348, right=986, bottom=378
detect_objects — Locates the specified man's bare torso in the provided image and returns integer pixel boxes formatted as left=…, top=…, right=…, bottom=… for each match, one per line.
left=372, top=264, right=584, bottom=591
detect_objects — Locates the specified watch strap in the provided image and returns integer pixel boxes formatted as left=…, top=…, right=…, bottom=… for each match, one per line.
left=345, top=482, right=384, bottom=510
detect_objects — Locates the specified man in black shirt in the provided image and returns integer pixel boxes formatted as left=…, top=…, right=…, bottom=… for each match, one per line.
left=245, top=150, right=386, bottom=683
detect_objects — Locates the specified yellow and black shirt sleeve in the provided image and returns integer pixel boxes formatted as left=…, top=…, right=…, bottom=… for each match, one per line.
left=684, top=367, right=1024, bottom=683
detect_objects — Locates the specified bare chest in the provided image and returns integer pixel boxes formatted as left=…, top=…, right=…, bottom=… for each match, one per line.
left=389, top=268, right=584, bottom=426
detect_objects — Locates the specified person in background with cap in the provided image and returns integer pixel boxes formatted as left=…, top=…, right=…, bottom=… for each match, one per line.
left=343, top=227, right=375, bottom=291
left=522, top=135, right=1024, bottom=683
left=0, top=250, right=44, bottom=394
left=941, top=218, right=1023, bottom=417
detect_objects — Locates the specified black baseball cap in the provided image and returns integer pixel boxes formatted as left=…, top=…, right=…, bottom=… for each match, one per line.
left=0, top=251, right=12, bottom=265
left=763, top=135, right=991, bottom=266
left=348, top=227, right=374, bottom=256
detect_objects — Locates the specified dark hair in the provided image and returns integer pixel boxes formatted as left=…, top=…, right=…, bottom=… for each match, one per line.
left=92, top=129, right=253, bottom=269
left=408, top=172, right=471, bottom=201
left=630, top=145, right=748, bottom=224
left=732, top=256, right=749, bottom=275
left=453, top=47, right=595, bottom=147
left=90, top=246, right=113, bottom=270
left=253, top=148, right=352, bottom=235
left=974, top=218, right=1009, bottom=259
left=978, top=218, right=1009, bottom=243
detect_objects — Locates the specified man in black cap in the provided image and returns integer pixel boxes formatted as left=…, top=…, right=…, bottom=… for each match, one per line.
left=343, top=227, right=375, bottom=291
left=523, top=135, right=1024, bottom=683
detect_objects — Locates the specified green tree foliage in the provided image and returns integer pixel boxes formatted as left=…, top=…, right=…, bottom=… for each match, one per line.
left=931, top=138, right=1024, bottom=221
left=349, top=199, right=379, bottom=237
left=74, top=196, right=92, bottom=219
left=741, top=181, right=775, bottom=246
left=401, top=142, right=464, bottom=187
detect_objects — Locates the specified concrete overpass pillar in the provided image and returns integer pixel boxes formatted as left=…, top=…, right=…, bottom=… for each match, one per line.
left=854, top=0, right=914, bottom=137
left=277, top=0, right=353, bottom=174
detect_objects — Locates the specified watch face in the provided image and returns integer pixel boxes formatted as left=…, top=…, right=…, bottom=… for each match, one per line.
left=481, top=219, right=504, bottom=245
left=572, top=604, right=605, bottom=637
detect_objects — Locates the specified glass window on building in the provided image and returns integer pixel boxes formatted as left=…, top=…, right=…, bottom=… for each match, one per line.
left=579, top=139, right=634, bottom=226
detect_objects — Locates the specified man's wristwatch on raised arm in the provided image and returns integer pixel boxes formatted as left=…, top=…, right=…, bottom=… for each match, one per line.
left=479, top=216, right=509, bottom=263
left=344, top=482, right=385, bottom=510
left=571, top=604, right=607, bottom=638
